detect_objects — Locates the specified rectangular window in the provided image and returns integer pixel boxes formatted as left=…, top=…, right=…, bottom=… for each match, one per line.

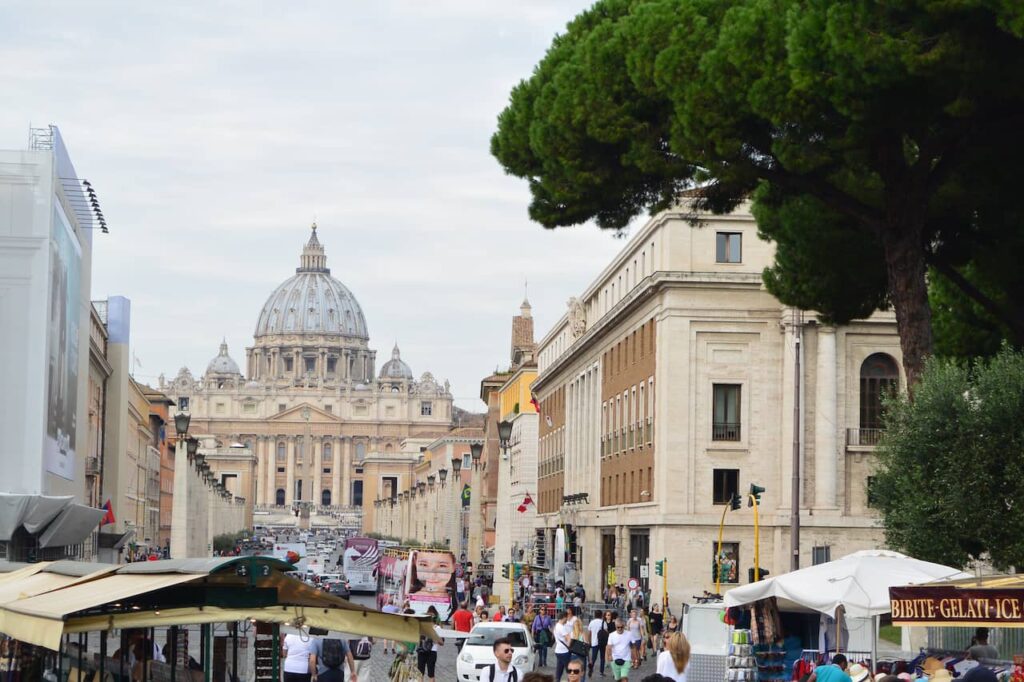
left=716, top=232, right=742, bottom=263
left=242, top=402, right=256, bottom=414
left=327, top=357, right=337, bottom=373
left=178, top=397, right=189, bottom=411
left=323, top=468, right=331, bottom=474
left=304, top=357, right=315, bottom=372
left=284, top=357, right=293, bottom=372
left=712, top=469, right=739, bottom=505
left=713, top=541, right=740, bottom=583
left=712, top=384, right=742, bottom=441
left=421, top=401, right=433, bottom=416
left=277, top=467, right=285, bottom=473
left=215, top=402, right=226, bottom=414
left=354, top=405, right=368, bottom=416
left=812, top=546, right=831, bottom=565
left=278, top=403, right=286, bottom=413
left=324, top=404, right=332, bottom=413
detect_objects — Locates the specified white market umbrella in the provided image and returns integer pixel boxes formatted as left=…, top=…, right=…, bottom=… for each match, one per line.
left=723, top=550, right=968, bottom=667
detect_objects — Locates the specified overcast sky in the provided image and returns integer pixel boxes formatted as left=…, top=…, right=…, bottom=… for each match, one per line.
left=1, top=1, right=634, bottom=411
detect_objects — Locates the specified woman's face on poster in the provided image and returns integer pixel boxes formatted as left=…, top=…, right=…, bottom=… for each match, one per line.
left=416, top=552, right=454, bottom=591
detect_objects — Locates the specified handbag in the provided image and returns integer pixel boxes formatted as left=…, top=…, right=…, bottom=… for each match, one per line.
left=570, top=638, right=589, bottom=657
left=537, top=628, right=552, bottom=648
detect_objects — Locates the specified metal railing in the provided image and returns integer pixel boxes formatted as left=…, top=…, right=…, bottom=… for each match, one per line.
left=846, top=428, right=883, bottom=446
left=712, top=422, right=741, bottom=441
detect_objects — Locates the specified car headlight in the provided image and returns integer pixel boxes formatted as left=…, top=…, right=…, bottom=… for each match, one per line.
left=460, top=651, right=473, bottom=663
left=513, top=654, right=529, bottom=666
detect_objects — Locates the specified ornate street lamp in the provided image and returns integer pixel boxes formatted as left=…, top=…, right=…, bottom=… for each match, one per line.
left=173, top=412, right=191, bottom=437
left=418, top=481, right=426, bottom=494
left=438, top=468, right=448, bottom=485
left=451, top=456, right=462, bottom=475
left=186, top=438, right=199, bottom=460
left=470, top=442, right=483, bottom=469
left=498, top=420, right=513, bottom=460
left=427, top=474, right=436, bottom=489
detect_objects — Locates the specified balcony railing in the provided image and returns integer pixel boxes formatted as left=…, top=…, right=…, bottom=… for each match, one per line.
left=712, top=422, right=741, bottom=441
left=847, top=428, right=884, bottom=447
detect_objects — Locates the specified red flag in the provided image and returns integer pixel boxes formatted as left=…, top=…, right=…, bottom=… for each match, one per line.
left=100, top=499, right=115, bottom=526
left=517, top=492, right=534, bottom=513
left=530, top=394, right=541, bottom=414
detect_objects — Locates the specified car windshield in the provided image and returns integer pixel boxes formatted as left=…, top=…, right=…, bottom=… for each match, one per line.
left=531, top=595, right=553, bottom=603
left=467, top=628, right=528, bottom=648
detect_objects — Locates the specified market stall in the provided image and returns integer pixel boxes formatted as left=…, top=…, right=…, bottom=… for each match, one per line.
left=724, top=550, right=968, bottom=678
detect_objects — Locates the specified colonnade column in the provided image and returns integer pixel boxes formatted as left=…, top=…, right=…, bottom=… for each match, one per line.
left=313, top=437, right=323, bottom=506
left=331, top=437, right=342, bottom=507
left=285, top=437, right=296, bottom=504
left=342, top=438, right=353, bottom=506
left=814, top=326, right=838, bottom=509
left=267, top=438, right=279, bottom=505
left=255, top=437, right=267, bottom=505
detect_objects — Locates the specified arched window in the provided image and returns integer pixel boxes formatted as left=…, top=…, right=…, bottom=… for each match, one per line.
left=384, top=443, right=394, bottom=454
left=322, top=489, right=332, bottom=506
left=355, top=442, right=366, bottom=461
left=275, top=488, right=285, bottom=505
left=277, top=442, right=286, bottom=461
left=323, top=442, right=332, bottom=462
left=860, top=353, right=899, bottom=430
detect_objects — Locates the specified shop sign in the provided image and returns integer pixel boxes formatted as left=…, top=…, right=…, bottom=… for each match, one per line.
left=890, top=586, right=1024, bottom=626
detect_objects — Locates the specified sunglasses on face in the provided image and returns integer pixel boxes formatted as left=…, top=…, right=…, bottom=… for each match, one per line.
left=568, top=669, right=583, bottom=674
left=501, top=648, right=513, bottom=654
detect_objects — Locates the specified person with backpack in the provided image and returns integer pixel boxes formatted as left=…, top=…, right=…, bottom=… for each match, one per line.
left=531, top=607, right=553, bottom=668
left=479, top=636, right=525, bottom=682
left=416, top=605, right=444, bottom=682
left=317, top=638, right=357, bottom=682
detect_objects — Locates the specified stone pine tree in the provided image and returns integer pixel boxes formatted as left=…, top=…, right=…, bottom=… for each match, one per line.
left=491, top=0, right=1024, bottom=384
left=871, top=347, right=1024, bottom=570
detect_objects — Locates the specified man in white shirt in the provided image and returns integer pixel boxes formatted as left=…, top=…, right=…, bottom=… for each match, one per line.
left=606, top=619, right=633, bottom=681
left=553, top=611, right=573, bottom=681
left=587, top=610, right=605, bottom=677
left=478, top=637, right=524, bottom=682
left=281, top=631, right=320, bottom=682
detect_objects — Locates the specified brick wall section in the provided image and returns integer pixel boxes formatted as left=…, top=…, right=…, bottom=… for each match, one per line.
left=601, top=318, right=656, bottom=506
left=537, top=385, right=565, bottom=513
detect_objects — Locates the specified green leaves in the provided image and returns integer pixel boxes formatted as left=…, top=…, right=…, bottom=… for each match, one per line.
left=873, top=347, right=1024, bottom=570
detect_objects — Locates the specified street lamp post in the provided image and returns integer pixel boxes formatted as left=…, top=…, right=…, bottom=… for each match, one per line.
left=450, top=456, right=463, bottom=562
left=467, top=442, right=484, bottom=568
left=170, top=412, right=191, bottom=559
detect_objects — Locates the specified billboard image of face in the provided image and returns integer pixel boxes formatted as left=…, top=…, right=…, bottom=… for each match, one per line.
left=407, top=550, right=456, bottom=620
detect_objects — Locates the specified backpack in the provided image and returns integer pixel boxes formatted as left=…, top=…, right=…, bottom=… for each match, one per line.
left=349, top=638, right=372, bottom=660
left=321, top=638, right=346, bottom=669
left=417, top=634, right=434, bottom=653
left=486, top=664, right=518, bottom=682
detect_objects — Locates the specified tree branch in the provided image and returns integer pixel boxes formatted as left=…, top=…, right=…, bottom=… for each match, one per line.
left=760, top=166, right=885, bottom=234
left=928, top=255, right=1024, bottom=342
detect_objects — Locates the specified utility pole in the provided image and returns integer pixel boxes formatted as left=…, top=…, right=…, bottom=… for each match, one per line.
left=790, top=309, right=803, bottom=571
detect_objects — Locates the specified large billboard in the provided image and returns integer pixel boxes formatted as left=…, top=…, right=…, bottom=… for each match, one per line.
left=44, top=202, right=81, bottom=481
left=342, top=537, right=380, bottom=592
left=406, top=549, right=456, bottom=620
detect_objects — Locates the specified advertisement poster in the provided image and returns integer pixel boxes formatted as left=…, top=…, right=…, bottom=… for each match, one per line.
left=377, top=553, right=408, bottom=610
left=406, top=549, right=456, bottom=620
left=270, top=542, right=308, bottom=572
left=44, top=203, right=81, bottom=481
left=342, top=537, right=380, bottom=592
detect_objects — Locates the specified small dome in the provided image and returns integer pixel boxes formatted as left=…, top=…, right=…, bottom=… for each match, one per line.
left=379, top=344, right=413, bottom=380
left=207, top=340, right=241, bottom=376
left=354, top=382, right=371, bottom=392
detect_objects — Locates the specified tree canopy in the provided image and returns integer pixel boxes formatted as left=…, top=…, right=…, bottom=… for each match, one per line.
left=872, top=347, right=1024, bottom=570
left=492, top=0, right=1024, bottom=383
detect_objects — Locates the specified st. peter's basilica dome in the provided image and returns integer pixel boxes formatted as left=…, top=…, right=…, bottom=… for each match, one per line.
left=254, top=224, right=368, bottom=340
left=207, top=339, right=242, bottom=375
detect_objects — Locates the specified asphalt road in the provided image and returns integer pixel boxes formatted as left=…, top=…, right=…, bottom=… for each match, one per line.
left=347, top=593, right=662, bottom=681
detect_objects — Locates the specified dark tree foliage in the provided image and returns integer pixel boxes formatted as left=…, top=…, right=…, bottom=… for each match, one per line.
left=872, top=347, right=1024, bottom=570
left=492, top=0, right=1024, bottom=383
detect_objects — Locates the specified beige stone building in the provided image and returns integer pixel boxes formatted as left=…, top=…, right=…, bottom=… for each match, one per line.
left=532, top=199, right=899, bottom=605
left=162, top=225, right=455, bottom=529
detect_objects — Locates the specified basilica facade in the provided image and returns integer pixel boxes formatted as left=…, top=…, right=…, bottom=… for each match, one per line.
left=162, top=225, right=454, bottom=517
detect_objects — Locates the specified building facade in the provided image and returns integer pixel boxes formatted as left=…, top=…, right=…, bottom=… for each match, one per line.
left=162, top=225, right=455, bottom=528
left=532, top=199, right=897, bottom=604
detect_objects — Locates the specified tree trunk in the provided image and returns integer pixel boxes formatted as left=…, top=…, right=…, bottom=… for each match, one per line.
left=881, top=220, right=933, bottom=388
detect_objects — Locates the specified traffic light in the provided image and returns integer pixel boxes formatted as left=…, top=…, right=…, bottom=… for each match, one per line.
left=512, top=563, right=522, bottom=579
left=748, top=567, right=770, bottom=583
left=729, top=493, right=743, bottom=510
left=500, top=563, right=510, bottom=579
left=655, top=560, right=665, bottom=577
left=748, top=483, right=765, bottom=507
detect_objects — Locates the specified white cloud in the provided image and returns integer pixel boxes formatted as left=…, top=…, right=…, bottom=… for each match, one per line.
left=1, top=0, right=632, bottom=410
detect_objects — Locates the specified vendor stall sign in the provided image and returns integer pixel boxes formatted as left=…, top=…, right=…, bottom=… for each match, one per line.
left=890, top=586, right=1024, bottom=626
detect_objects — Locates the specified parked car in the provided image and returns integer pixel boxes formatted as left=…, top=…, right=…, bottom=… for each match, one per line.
left=456, top=621, right=535, bottom=681
left=327, top=580, right=351, bottom=599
